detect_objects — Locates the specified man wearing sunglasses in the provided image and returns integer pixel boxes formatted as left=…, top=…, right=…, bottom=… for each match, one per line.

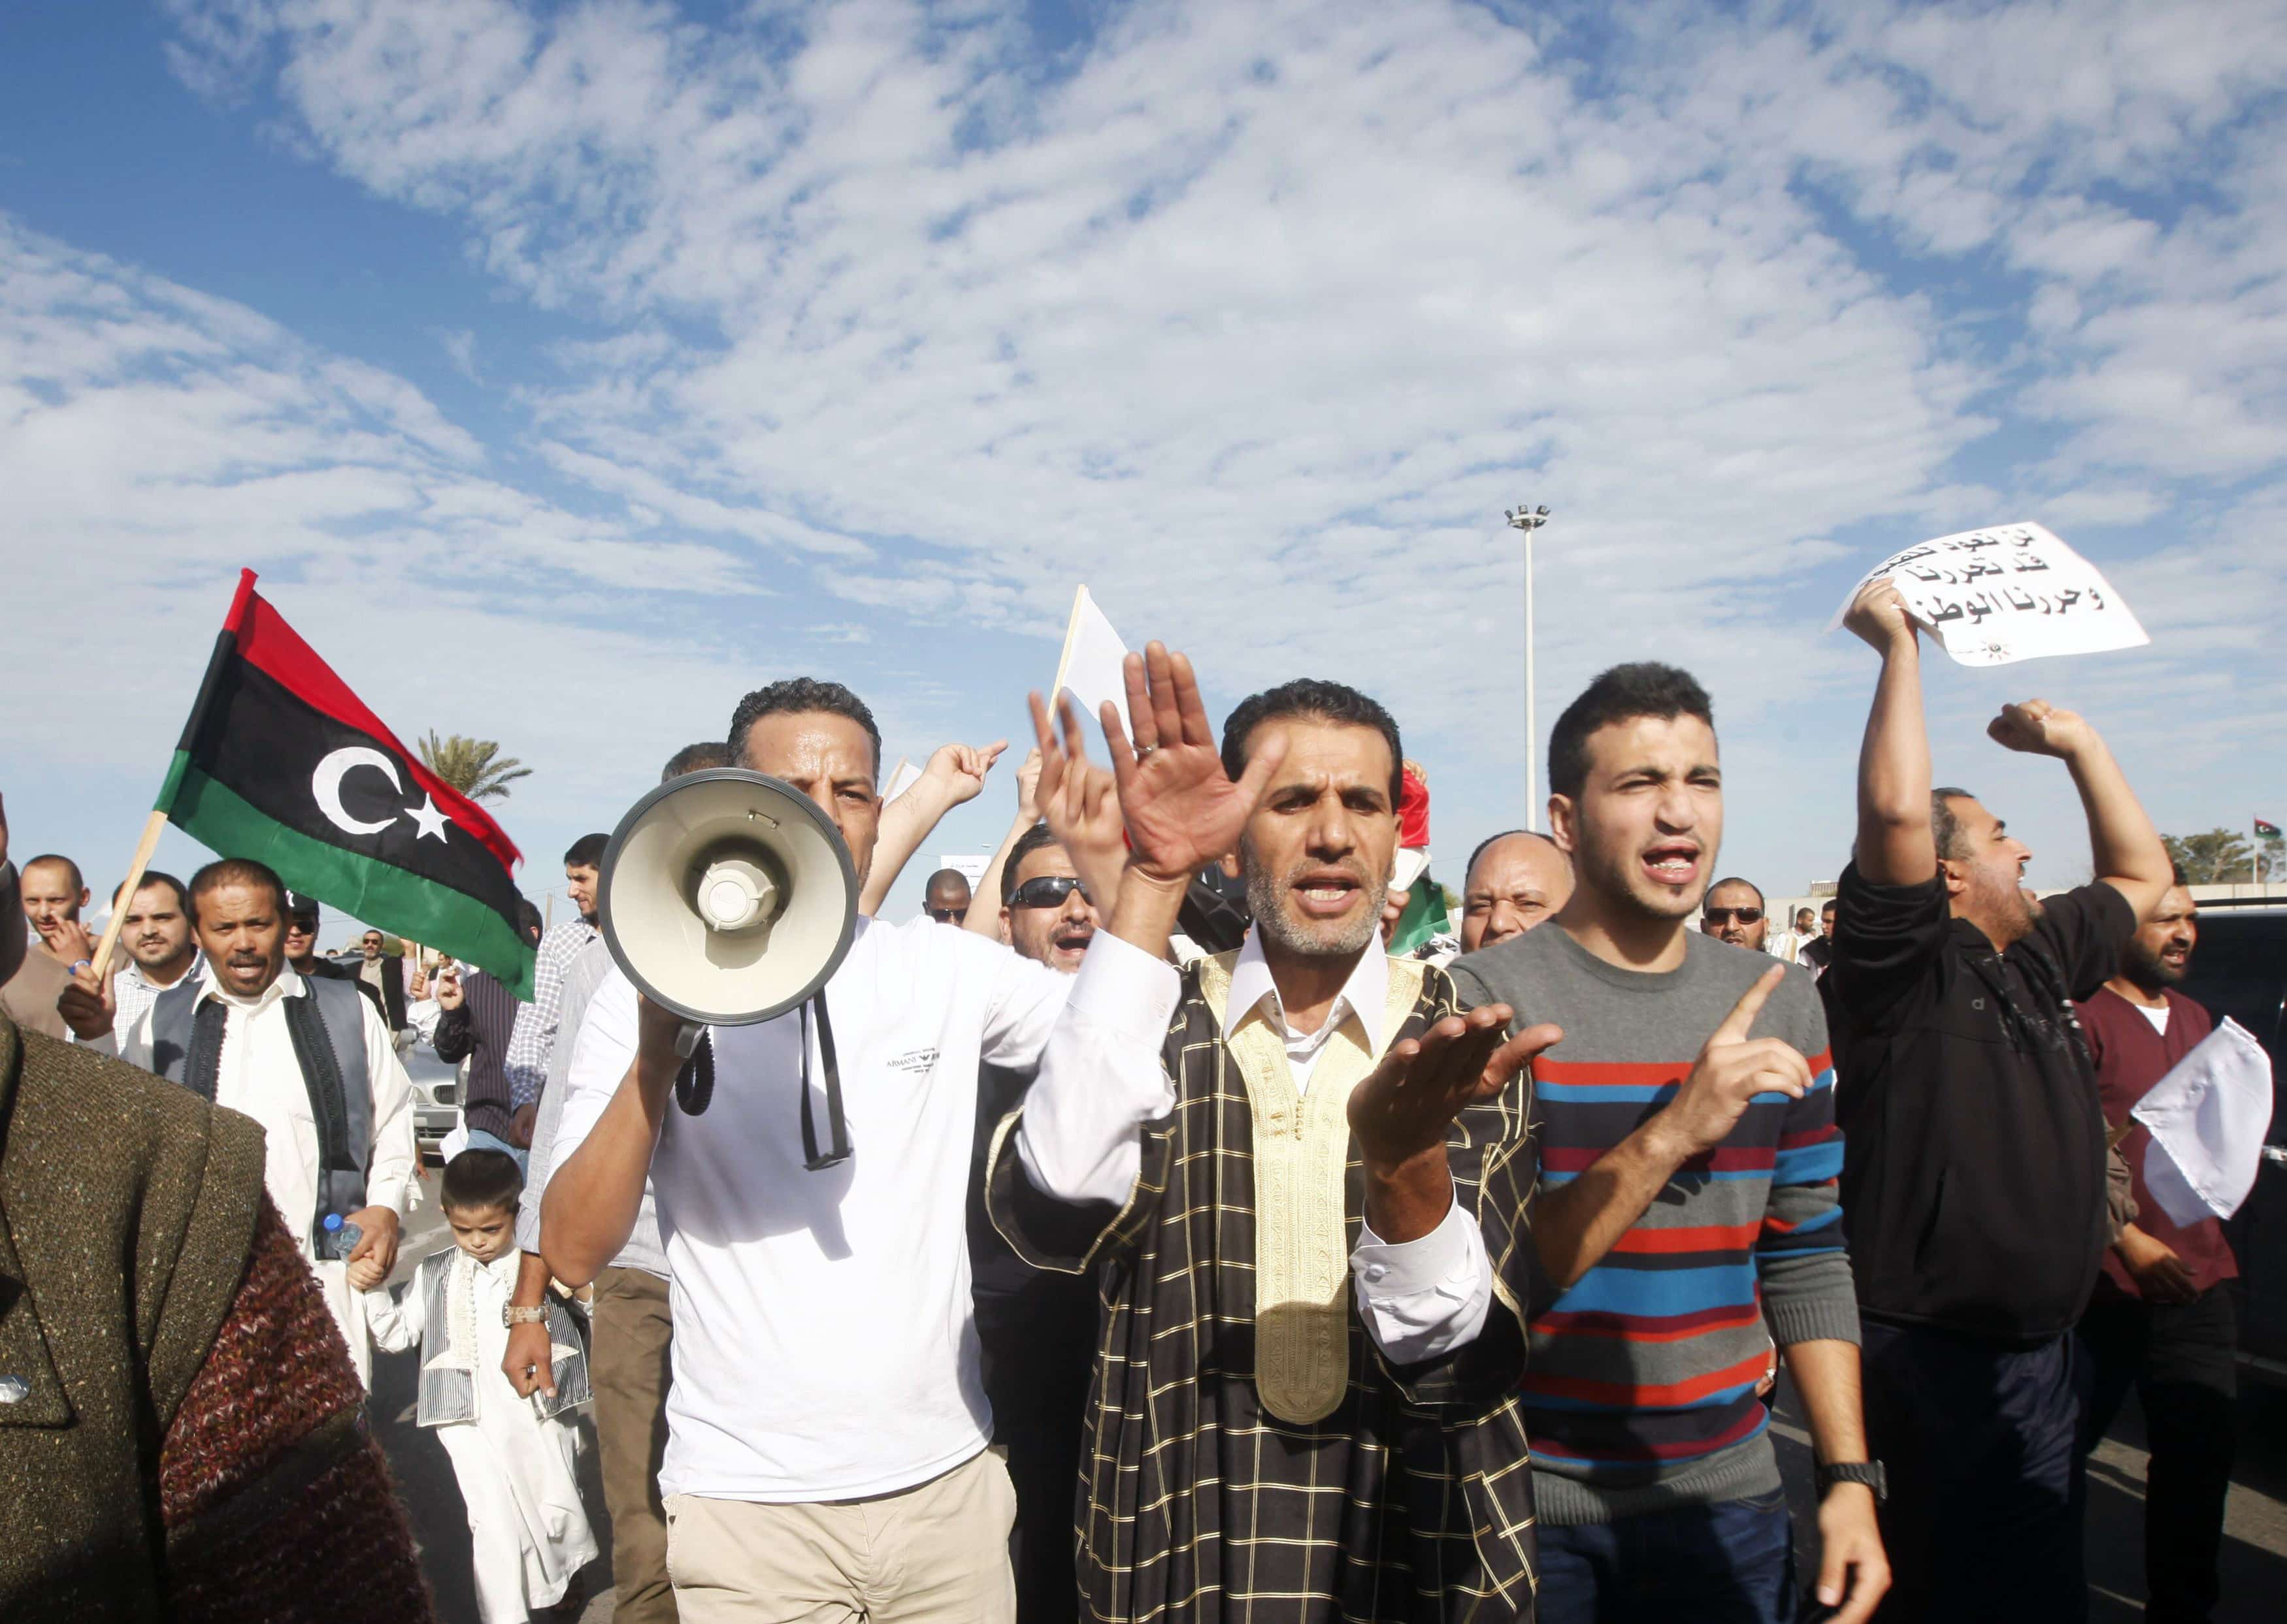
left=925, top=867, right=974, bottom=924
left=1702, top=878, right=1773, bottom=953
left=972, top=822, right=1103, bottom=1621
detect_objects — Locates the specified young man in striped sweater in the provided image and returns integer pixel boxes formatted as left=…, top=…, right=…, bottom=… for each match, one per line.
left=1451, top=663, right=1888, bottom=1624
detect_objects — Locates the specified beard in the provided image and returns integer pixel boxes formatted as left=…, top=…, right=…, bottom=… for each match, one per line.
left=2122, top=937, right=2188, bottom=990
left=1243, top=843, right=1387, bottom=961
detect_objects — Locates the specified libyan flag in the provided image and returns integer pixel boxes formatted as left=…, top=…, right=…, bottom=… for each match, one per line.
left=2259, top=819, right=2282, bottom=840
left=156, top=570, right=537, bottom=999
left=1388, top=866, right=1451, bottom=956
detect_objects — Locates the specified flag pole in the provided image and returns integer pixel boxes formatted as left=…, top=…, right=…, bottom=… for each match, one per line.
left=88, top=809, right=172, bottom=984
left=1048, top=585, right=1088, bottom=719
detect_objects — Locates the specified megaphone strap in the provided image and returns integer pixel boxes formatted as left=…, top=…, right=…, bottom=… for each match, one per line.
left=674, top=1030, right=716, bottom=1115
left=800, top=994, right=853, bottom=1171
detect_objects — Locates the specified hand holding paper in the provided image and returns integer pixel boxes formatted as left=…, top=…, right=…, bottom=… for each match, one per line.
left=1832, top=522, right=2148, bottom=666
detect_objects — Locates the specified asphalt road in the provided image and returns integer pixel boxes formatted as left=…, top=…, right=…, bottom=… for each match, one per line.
left=374, top=1192, right=2287, bottom=1621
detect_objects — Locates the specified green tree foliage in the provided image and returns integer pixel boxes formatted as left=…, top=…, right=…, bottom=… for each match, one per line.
left=417, top=731, right=533, bottom=803
left=2163, top=828, right=2256, bottom=884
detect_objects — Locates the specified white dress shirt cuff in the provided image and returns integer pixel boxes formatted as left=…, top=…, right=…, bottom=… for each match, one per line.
left=1015, top=930, right=1182, bottom=1205
left=1353, top=1187, right=1493, bottom=1364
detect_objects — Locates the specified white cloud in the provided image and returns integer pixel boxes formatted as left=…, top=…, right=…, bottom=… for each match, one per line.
left=20, top=0, right=2286, bottom=897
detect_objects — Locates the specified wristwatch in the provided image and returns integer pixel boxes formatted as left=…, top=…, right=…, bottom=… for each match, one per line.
left=502, top=1304, right=548, bottom=1327
left=1815, top=1460, right=1887, bottom=1502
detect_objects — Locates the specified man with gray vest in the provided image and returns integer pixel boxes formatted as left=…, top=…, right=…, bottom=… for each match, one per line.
left=60, top=855, right=419, bottom=1388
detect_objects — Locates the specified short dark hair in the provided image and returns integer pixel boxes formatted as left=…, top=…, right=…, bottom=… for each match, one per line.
left=1548, top=663, right=1714, bottom=800
left=1000, top=823, right=1063, bottom=904
left=117, top=870, right=191, bottom=914
left=925, top=868, right=972, bottom=898
left=440, top=1148, right=524, bottom=1214
left=564, top=834, right=609, bottom=870
left=1822, top=900, right=1837, bottom=916
left=727, top=678, right=881, bottom=774
left=1219, top=679, right=1404, bottom=805
left=516, top=898, right=545, bottom=941
left=1705, top=876, right=1764, bottom=909
left=188, top=858, right=288, bottom=920
left=663, top=741, right=730, bottom=783
left=22, top=854, right=84, bottom=892
left=1931, top=788, right=1974, bottom=861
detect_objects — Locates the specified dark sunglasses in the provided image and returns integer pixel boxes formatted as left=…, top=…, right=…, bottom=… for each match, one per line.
left=1703, top=907, right=1764, bottom=925
left=1010, top=875, right=1093, bottom=911
left=925, top=905, right=964, bottom=923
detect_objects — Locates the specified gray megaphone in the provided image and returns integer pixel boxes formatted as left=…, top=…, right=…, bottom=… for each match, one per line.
left=597, top=769, right=859, bottom=1152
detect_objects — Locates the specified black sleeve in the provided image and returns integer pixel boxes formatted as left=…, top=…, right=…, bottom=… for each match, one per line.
left=431, top=1003, right=474, bottom=1064
left=2023, top=882, right=2135, bottom=1002
left=1824, top=861, right=1949, bottom=1030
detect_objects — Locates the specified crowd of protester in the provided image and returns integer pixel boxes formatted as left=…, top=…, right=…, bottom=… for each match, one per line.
left=0, top=572, right=2252, bottom=1623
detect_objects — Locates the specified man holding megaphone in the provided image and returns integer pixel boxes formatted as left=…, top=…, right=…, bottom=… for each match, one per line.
left=542, top=676, right=1126, bottom=1623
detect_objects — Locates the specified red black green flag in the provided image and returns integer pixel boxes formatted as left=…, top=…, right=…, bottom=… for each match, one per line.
left=157, top=570, right=537, bottom=998
left=2258, top=819, right=2281, bottom=840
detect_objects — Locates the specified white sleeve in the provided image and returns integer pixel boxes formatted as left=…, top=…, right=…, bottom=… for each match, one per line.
left=977, top=935, right=1079, bottom=1071
left=1353, top=1190, right=1493, bottom=1363
left=1014, top=930, right=1182, bottom=1206
left=363, top=1276, right=425, bottom=1353
left=361, top=1000, right=420, bottom=1218
left=551, top=969, right=642, bottom=1174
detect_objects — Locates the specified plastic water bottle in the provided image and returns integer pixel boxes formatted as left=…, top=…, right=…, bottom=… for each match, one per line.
left=321, top=1212, right=363, bottom=1261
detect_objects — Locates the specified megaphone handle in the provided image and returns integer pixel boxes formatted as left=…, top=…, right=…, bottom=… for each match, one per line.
left=674, top=1022, right=704, bottom=1059
left=799, top=995, right=853, bottom=1171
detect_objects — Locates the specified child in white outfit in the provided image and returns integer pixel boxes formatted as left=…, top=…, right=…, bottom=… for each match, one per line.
left=367, top=1148, right=599, bottom=1624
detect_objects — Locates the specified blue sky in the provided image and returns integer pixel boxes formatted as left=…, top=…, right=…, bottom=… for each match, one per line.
left=5, top=0, right=2285, bottom=941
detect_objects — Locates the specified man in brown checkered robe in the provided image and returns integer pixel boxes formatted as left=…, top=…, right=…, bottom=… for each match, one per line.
left=987, top=653, right=1556, bottom=1622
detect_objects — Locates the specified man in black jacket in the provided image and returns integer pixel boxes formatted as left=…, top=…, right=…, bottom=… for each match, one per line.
left=1826, top=579, right=2171, bottom=1621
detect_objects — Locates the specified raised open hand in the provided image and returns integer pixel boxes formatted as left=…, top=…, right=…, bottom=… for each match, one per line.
left=1099, top=643, right=1284, bottom=884
left=1987, top=698, right=2091, bottom=760
left=1028, top=693, right=1127, bottom=905
left=1349, top=1004, right=1564, bottom=1169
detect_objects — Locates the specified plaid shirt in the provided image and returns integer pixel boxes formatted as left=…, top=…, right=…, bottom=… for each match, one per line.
left=504, top=919, right=598, bottom=1108
left=112, top=950, right=204, bottom=1041
left=987, top=960, right=1541, bottom=1623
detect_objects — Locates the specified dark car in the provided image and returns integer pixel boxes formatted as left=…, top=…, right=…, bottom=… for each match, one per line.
left=2173, top=900, right=2287, bottom=1384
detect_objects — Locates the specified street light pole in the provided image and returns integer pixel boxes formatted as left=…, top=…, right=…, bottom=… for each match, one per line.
left=1505, top=503, right=1551, bottom=824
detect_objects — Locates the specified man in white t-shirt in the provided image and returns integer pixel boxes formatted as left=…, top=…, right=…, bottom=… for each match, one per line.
left=544, top=677, right=1121, bottom=1623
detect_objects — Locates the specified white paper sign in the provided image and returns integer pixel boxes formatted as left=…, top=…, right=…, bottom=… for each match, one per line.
left=2131, top=1016, right=2275, bottom=1227
left=1831, top=521, right=2149, bottom=666
left=936, top=853, right=990, bottom=890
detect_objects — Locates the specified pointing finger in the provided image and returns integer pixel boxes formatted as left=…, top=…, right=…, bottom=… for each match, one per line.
left=1709, top=965, right=1786, bottom=1048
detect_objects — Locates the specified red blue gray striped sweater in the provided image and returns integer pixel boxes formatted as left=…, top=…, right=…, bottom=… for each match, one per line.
left=1449, top=923, right=1860, bottom=1523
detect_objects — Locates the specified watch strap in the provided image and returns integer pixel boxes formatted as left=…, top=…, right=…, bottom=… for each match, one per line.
left=1815, top=1460, right=1887, bottom=1502
left=502, top=1303, right=548, bottom=1327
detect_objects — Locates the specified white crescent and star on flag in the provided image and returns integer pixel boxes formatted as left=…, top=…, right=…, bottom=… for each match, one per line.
left=311, top=746, right=454, bottom=843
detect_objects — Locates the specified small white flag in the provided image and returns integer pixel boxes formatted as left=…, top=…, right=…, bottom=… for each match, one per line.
left=2131, top=1017, right=2275, bottom=1227
left=882, top=756, right=924, bottom=804
left=1052, top=586, right=1136, bottom=745
left=1830, top=521, right=2149, bottom=666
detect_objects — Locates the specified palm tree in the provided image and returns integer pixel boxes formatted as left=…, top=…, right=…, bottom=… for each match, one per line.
left=418, top=731, right=533, bottom=803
